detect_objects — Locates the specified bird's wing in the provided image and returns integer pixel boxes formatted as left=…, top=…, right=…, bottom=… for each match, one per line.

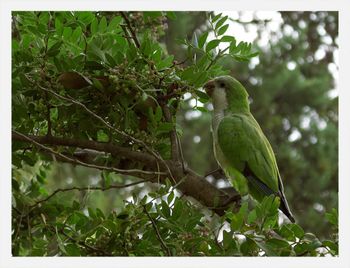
left=217, top=113, right=279, bottom=193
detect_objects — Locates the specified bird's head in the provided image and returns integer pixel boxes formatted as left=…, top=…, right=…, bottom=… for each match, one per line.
left=203, top=75, right=250, bottom=112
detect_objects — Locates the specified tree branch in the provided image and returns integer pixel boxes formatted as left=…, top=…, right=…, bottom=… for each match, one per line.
left=12, top=131, right=155, bottom=165
left=13, top=133, right=241, bottom=217
left=143, top=205, right=172, bottom=256
left=13, top=130, right=165, bottom=178
left=120, top=12, right=140, bottom=48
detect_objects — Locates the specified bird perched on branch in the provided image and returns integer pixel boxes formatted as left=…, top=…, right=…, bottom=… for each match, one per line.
left=203, top=75, right=295, bottom=222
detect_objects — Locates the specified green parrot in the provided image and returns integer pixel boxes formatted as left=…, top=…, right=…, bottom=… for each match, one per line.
left=203, top=75, right=295, bottom=222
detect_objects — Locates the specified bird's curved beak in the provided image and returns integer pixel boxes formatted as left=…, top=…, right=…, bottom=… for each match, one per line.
left=203, top=80, right=215, bottom=97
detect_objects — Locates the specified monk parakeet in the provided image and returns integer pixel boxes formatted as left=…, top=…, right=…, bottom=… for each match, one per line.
left=203, top=75, right=295, bottom=222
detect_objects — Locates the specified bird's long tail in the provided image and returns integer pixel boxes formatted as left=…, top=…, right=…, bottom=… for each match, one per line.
left=278, top=191, right=295, bottom=223
left=277, top=172, right=295, bottom=223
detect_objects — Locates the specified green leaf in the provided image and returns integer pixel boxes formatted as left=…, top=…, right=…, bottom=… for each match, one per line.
left=325, top=208, right=338, bottom=226
left=240, top=237, right=257, bottom=255
left=289, top=223, right=305, bottom=239
left=50, top=107, right=58, bottom=121
left=154, top=106, right=163, bottom=122
left=211, top=13, right=222, bottom=23
left=198, top=32, right=209, bottom=49
left=266, top=238, right=290, bottom=249
left=166, top=12, right=177, bottom=20
left=215, top=16, right=228, bottom=31
left=221, top=35, right=236, bottom=43
left=71, top=26, right=82, bottom=43
left=77, top=12, right=95, bottom=27
left=144, top=11, right=163, bottom=20
left=47, top=41, right=63, bottom=57
left=322, top=240, right=338, bottom=253
left=116, top=212, right=129, bottom=220
left=92, top=78, right=104, bottom=90
left=105, top=53, right=117, bottom=67
left=206, top=39, right=220, bottom=52
left=181, top=66, right=195, bottom=81
left=143, top=11, right=163, bottom=19
left=90, top=17, right=98, bottom=35
left=294, top=242, right=309, bottom=255
left=97, top=129, right=109, bottom=142
left=88, top=42, right=105, bottom=62
left=277, top=225, right=295, bottom=241
left=55, top=18, right=63, bottom=36
left=161, top=200, right=170, bottom=218
left=230, top=201, right=248, bottom=230
left=156, top=55, right=174, bottom=70
left=175, top=123, right=183, bottom=136
left=62, top=27, right=73, bottom=40
left=65, top=243, right=81, bottom=256
left=56, top=233, right=67, bottom=255
left=172, top=198, right=183, bottom=220
left=222, top=230, right=238, bottom=252
left=156, top=122, right=174, bottom=135
left=217, top=24, right=229, bottom=36
left=254, top=240, right=277, bottom=256
left=88, top=207, right=96, bottom=218
left=247, top=210, right=257, bottom=224
left=195, top=107, right=208, bottom=113
left=194, top=89, right=209, bottom=101
left=108, top=16, right=122, bottom=31
left=99, top=16, right=107, bottom=32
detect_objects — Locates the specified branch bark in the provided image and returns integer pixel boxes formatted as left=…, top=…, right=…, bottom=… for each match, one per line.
left=12, top=131, right=155, bottom=165
left=13, top=132, right=240, bottom=216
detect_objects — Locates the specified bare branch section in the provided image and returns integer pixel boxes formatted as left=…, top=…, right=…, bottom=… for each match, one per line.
left=12, top=133, right=240, bottom=216
left=12, top=131, right=155, bottom=165
left=13, top=130, right=165, bottom=178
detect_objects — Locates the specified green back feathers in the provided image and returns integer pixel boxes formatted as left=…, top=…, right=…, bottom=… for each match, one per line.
left=217, top=114, right=279, bottom=193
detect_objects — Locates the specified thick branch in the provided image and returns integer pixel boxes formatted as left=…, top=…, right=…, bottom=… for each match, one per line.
left=13, top=133, right=240, bottom=216
left=12, top=131, right=155, bottom=165
left=13, top=130, right=164, bottom=178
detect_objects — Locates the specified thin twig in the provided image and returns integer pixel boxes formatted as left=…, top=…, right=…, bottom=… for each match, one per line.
left=30, top=180, right=146, bottom=208
left=143, top=205, right=172, bottom=256
left=161, top=104, right=186, bottom=173
left=120, top=25, right=133, bottom=47
left=175, top=132, right=186, bottom=174
left=51, top=225, right=109, bottom=256
left=120, top=12, right=140, bottom=48
left=205, top=46, right=230, bottom=71
left=13, top=130, right=165, bottom=178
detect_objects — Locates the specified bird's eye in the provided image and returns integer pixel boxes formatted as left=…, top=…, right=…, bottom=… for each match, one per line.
left=219, top=82, right=225, bottom=88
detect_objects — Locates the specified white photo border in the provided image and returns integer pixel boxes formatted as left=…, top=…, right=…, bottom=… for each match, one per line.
left=1, top=1, right=348, bottom=267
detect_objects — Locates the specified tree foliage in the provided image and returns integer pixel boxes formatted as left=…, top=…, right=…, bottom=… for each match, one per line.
left=12, top=11, right=338, bottom=256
